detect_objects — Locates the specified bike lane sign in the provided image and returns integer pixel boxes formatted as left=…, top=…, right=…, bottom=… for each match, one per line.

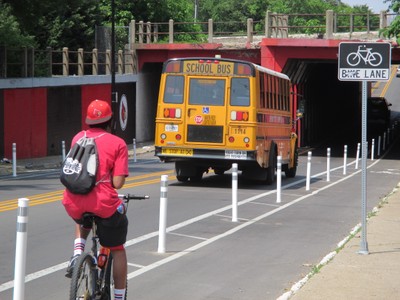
left=338, top=42, right=391, bottom=81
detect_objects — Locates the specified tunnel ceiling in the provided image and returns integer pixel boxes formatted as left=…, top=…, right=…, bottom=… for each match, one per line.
left=282, top=59, right=337, bottom=85
left=282, top=58, right=360, bottom=150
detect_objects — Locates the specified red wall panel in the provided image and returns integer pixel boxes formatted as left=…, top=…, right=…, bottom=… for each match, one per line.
left=81, top=84, right=111, bottom=130
left=4, top=88, right=47, bottom=158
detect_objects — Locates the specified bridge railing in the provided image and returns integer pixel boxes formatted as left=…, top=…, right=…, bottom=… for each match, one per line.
left=131, top=10, right=393, bottom=43
left=0, top=46, right=137, bottom=79
left=0, top=10, right=395, bottom=79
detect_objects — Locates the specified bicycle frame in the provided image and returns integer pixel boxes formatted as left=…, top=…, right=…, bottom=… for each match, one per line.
left=69, top=194, right=149, bottom=300
left=69, top=216, right=113, bottom=300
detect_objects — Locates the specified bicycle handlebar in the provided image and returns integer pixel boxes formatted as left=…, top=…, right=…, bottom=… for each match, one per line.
left=118, top=194, right=150, bottom=201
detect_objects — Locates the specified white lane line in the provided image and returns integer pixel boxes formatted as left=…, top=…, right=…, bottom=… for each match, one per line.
left=0, top=262, right=68, bottom=292
left=214, top=213, right=250, bottom=221
left=128, top=262, right=145, bottom=268
left=168, top=232, right=208, bottom=241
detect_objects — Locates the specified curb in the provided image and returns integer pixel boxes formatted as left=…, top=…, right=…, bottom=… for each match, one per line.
left=0, top=145, right=155, bottom=176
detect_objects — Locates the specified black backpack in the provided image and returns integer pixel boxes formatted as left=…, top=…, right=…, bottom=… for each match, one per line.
left=60, top=132, right=106, bottom=194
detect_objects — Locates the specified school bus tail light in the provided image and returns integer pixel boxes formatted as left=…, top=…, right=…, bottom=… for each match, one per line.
left=228, top=136, right=235, bottom=143
left=163, top=108, right=181, bottom=118
left=176, top=134, right=182, bottom=140
left=231, top=111, right=249, bottom=121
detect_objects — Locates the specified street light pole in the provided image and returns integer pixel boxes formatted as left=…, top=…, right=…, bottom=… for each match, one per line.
left=111, top=0, right=117, bottom=134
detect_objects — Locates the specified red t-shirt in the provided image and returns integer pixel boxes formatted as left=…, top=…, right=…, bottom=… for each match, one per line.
left=62, top=128, right=129, bottom=219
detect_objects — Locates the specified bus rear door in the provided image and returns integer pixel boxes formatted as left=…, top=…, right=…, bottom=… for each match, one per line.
left=185, top=77, right=228, bottom=147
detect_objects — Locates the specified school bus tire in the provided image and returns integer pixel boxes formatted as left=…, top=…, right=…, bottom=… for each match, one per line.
left=190, top=168, right=204, bottom=182
left=176, top=175, right=189, bottom=182
left=285, top=146, right=298, bottom=178
left=214, top=168, right=226, bottom=175
left=266, top=144, right=277, bottom=185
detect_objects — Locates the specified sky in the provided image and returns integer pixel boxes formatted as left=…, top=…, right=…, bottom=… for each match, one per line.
left=342, top=0, right=390, bottom=13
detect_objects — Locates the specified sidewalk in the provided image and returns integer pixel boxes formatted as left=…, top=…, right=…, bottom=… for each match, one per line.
left=282, top=183, right=400, bottom=300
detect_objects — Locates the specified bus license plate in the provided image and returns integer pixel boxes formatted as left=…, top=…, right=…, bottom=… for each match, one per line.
left=162, top=148, right=193, bottom=156
left=165, top=124, right=178, bottom=132
left=225, top=150, right=247, bottom=159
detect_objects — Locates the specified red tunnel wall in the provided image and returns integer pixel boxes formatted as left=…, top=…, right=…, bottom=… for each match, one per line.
left=3, top=88, right=47, bottom=158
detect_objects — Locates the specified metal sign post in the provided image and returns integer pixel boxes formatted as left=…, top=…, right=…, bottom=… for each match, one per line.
left=338, top=42, right=391, bottom=255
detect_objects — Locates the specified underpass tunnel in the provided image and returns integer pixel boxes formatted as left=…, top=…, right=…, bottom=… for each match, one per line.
left=142, top=58, right=365, bottom=154
left=283, top=59, right=360, bottom=154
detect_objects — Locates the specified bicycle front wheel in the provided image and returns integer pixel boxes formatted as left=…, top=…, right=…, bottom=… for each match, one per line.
left=69, top=253, right=97, bottom=300
left=369, top=52, right=383, bottom=66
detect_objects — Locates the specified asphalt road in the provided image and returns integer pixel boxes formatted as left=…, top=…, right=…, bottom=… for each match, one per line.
left=1, top=70, right=399, bottom=300
left=1, top=135, right=400, bottom=300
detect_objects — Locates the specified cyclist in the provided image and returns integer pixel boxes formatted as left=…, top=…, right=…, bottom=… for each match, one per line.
left=62, top=99, right=129, bottom=300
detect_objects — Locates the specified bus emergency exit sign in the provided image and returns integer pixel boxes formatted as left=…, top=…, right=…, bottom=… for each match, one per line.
left=338, top=42, right=391, bottom=81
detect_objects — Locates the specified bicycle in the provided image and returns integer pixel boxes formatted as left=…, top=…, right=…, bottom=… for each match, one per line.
left=69, top=193, right=149, bottom=300
left=346, top=45, right=383, bottom=67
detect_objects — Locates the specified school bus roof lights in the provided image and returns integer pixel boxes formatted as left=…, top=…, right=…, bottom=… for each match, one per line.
left=237, top=64, right=252, bottom=75
left=198, top=59, right=220, bottom=64
left=165, top=61, right=181, bottom=73
left=230, top=111, right=249, bottom=121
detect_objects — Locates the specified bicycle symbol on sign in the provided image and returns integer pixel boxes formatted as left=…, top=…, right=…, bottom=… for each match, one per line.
left=346, top=45, right=383, bottom=67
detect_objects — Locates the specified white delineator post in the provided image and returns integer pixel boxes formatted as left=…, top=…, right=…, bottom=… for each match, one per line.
left=158, top=175, right=168, bottom=253
left=326, top=148, right=331, bottom=182
left=232, top=163, right=238, bottom=222
left=306, top=151, right=312, bottom=191
left=276, top=156, right=282, bottom=203
left=13, top=198, right=30, bottom=300
left=371, top=139, right=375, bottom=161
left=355, top=142, right=360, bottom=169
left=133, top=138, right=137, bottom=162
left=13, top=143, right=17, bottom=177
left=343, top=145, right=347, bottom=175
left=62, top=140, right=66, bottom=161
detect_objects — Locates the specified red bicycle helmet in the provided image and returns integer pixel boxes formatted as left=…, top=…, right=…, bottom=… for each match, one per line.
left=85, top=99, right=112, bottom=125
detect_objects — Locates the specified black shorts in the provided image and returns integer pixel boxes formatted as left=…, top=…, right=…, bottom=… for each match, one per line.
left=75, top=211, right=128, bottom=248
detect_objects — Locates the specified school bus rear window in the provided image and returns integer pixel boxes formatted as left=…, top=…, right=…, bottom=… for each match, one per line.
left=164, top=75, right=184, bottom=104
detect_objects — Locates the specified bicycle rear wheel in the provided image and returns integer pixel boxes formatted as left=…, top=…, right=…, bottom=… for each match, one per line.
left=69, top=253, right=97, bottom=300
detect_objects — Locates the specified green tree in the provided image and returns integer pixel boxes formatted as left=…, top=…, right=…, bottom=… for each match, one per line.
left=0, top=1, right=35, bottom=47
left=381, top=0, right=400, bottom=44
left=4, top=0, right=102, bottom=50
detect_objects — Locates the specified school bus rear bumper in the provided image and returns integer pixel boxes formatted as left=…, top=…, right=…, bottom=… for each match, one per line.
left=155, top=146, right=257, bottom=162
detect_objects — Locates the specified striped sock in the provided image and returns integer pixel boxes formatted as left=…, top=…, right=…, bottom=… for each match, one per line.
left=114, top=288, right=126, bottom=300
left=73, top=238, right=86, bottom=256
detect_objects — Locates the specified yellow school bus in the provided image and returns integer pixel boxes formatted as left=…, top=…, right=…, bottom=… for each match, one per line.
left=155, top=57, right=298, bottom=184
